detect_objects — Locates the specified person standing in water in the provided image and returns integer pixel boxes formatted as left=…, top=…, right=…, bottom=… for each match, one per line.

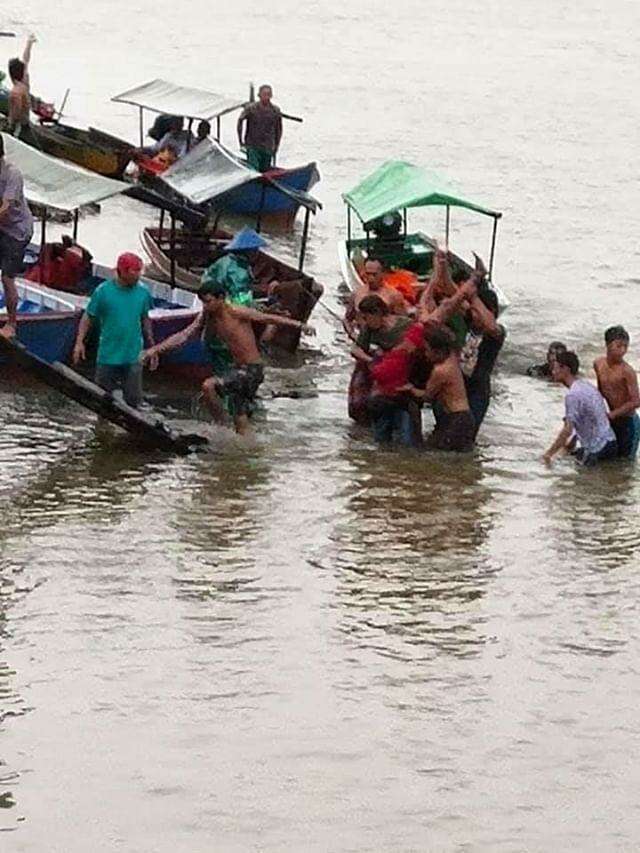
left=237, top=84, right=282, bottom=172
left=593, top=325, right=640, bottom=459
left=73, top=253, right=155, bottom=408
left=543, top=350, right=617, bottom=466
left=0, top=133, right=34, bottom=338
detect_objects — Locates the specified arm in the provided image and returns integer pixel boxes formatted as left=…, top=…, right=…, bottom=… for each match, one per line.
left=275, top=111, right=283, bottom=151
left=237, top=108, right=248, bottom=146
left=0, top=197, right=11, bottom=222
left=232, top=304, right=314, bottom=333
left=430, top=248, right=456, bottom=299
left=22, top=34, right=36, bottom=70
left=143, top=313, right=204, bottom=361
left=351, top=345, right=373, bottom=364
left=425, top=280, right=476, bottom=326
left=468, top=290, right=499, bottom=336
left=608, top=368, right=640, bottom=420
left=72, top=312, right=93, bottom=364
left=543, top=420, right=573, bottom=464
left=142, top=314, right=155, bottom=348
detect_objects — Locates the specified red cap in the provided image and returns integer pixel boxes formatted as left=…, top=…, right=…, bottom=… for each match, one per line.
left=116, top=252, right=144, bottom=275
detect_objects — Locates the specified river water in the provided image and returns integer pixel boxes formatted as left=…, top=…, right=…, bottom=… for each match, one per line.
left=2, top=1, right=640, bottom=851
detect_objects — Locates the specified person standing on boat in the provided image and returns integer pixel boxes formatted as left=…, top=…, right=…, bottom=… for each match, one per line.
left=7, top=34, right=40, bottom=149
left=0, top=133, right=34, bottom=338
left=141, top=280, right=314, bottom=435
left=72, top=253, right=156, bottom=408
left=237, top=85, right=282, bottom=173
left=543, top=350, right=618, bottom=466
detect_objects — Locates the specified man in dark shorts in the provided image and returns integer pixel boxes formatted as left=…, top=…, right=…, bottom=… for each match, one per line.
left=543, top=350, right=618, bottom=466
left=0, top=134, right=34, bottom=338
left=237, top=84, right=282, bottom=172
left=142, top=280, right=314, bottom=435
left=593, top=325, right=640, bottom=458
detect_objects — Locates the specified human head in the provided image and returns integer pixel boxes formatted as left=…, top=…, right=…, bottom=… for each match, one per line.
left=9, top=58, right=25, bottom=83
left=168, top=115, right=184, bottom=133
left=258, top=84, right=272, bottom=105
left=552, top=349, right=579, bottom=385
left=546, top=341, right=567, bottom=369
left=424, top=325, right=456, bottom=364
left=358, top=294, right=388, bottom=330
left=116, top=252, right=143, bottom=287
left=198, top=275, right=227, bottom=314
left=196, top=120, right=211, bottom=140
left=604, top=325, right=629, bottom=363
left=363, top=259, right=384, bottom=291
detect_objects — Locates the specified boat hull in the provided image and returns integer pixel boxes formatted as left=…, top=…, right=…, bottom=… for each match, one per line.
left=222, top=162, right=320, bottom=220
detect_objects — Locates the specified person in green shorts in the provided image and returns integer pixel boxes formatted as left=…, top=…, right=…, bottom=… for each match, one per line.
left=72, top=253, right=156, bottom=408
left=237, top=84, right=282, bottom=172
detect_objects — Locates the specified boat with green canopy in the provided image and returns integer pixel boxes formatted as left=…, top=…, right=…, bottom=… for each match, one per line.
left=339, top=160, right=506, bottom=306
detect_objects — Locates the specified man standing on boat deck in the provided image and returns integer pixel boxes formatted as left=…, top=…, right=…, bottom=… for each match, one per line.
left=7, top=34, right=40, bottom=149
left=72, top=253, right=155, bottom=408
left=0, top=133, right=34, bottom=339
left=237, top=85, right=282, bottom=173
left=141, top=280, right=314, bottom=435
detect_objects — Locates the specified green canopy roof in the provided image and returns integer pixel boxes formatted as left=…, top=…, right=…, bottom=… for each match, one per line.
left=343, top=160, right=501, bottom=224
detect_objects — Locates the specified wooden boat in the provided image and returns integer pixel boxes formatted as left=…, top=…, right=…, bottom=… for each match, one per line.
left=29, top=123, right=133, bottom=179
left=141, top=224, right=323, bottom=353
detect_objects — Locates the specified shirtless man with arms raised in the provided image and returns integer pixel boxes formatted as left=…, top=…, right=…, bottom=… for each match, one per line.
left=594, top=325, right=640, bottom=458
left=141, top=280, right=314, bottom=435
left=344, top=258, right=408, bottom=337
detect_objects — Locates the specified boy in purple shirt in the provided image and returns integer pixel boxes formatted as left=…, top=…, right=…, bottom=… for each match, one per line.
left=543, top=350, right=617, bottom=466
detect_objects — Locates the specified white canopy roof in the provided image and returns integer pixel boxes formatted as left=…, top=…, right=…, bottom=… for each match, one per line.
left=1, top=133, right=127, bottom=212
left=111, top=79, right=245, bottom=121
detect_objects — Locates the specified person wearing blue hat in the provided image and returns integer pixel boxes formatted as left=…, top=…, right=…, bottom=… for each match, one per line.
left=141, top=277, right=315, bottom=435
left=202, top=227, right=268, bottom=307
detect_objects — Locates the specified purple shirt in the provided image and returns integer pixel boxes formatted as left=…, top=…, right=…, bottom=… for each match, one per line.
left=0, top=160, right=34, bottom=243
left=565, top=379, right=615, bottom=454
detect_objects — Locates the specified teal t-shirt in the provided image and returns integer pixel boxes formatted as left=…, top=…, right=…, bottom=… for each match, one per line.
left=87, top=279, right=153, bottom=366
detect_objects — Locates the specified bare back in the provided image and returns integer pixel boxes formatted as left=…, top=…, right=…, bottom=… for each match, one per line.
left=426, top=354, right=470, bottom=413
left=206, top=304, right=262, bottom=365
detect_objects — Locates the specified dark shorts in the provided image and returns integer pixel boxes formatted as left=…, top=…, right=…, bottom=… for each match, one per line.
left=426, top=409, right=476, bottom=452
left=610, top=414, right=640, bottom=459
left=575, top=438, right=618, bottom=466
left=0, top=232, right=30, bottom=278
left=246, top=146, right=273, bottom=172
left=221, top=363, right=264, bottom=418
left=367, top=395, right=422, bottom=447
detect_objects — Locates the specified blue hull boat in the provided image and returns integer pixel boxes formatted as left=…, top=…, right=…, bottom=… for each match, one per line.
left=0, top=283, right=81, bottom=365
left=222, top=161, right=320, bottom=219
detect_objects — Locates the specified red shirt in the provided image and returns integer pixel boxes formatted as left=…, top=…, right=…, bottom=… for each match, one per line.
left=370, top=322, right=424, bottom=395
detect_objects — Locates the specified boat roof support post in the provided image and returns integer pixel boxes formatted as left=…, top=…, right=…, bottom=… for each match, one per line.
left=186, top=118, right=193, bottom=152
left=216, top=115, right=221, bottom=141
left=298, top=207, right=311, bottom=272
left=488, top=215, right=499, bottom=280
left=255, top=182, right=267, bottom=234
left=139, top=106, right=144, bottom=147
left=40, top=206, right=48, bottom=253
left=72, top=209, right=79, bottom=242
left=170, top=213, right=176, bottom=287
left=159, top=208, right=165, bottom=240
left=445, top=205, right=450, bottom=247
left=347, top=204, right=351, bottom=250
left=403, top=208, right=407, bottom=239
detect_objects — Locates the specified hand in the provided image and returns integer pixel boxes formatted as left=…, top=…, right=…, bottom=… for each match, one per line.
left=542, top=451, right=553, bottom=466
left=140, top=347, right=159, bottom=369
left=27, top=33, right=37, bottom=45
left=72, top=341, right=86, bottom=364
left=461, top=279, right=477, bottom=300
left=300, top=323, right=316, bottom=337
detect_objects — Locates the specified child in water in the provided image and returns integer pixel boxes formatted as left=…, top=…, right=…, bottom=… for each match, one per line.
left=593, top=326, right=640, bottom=459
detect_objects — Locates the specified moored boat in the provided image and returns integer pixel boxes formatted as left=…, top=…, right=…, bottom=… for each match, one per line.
left=0, top=281, right=80, bottom=364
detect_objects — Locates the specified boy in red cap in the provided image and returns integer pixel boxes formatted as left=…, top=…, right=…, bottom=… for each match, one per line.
left=72, top=253, right=155, bottom=408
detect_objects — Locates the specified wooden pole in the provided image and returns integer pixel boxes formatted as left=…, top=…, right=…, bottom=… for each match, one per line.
left=170, top=213, right=176, bottom=287
left=139, top=106, right=144, bottom=147
left=40, top=207, right=48, bottom=253
left=445, top=205, right=450, bottom=246
left=72, top=209, right=79, bottom=242
left=298, top=207, right=311, bottom=272
left=489, top=216, right=499, bottom=280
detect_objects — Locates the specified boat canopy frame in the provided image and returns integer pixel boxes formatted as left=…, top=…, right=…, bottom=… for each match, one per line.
left=343, top=160, right=502, bottom=278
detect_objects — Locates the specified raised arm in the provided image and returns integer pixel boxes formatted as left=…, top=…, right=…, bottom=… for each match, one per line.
left=22, top=34, right=36, bottom=70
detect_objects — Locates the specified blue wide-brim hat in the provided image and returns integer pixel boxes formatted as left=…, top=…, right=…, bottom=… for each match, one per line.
left=226, top=227, right=268, bottom=252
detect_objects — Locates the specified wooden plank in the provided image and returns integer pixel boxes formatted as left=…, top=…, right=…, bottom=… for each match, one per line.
left=0, top=336, right=209, bottom=455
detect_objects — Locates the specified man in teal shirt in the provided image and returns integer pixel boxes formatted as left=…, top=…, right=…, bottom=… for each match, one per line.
left=72, top=253, right=155, bottom=408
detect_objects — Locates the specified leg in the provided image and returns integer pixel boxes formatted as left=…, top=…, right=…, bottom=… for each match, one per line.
left=95, top=364, right=121, bottom=394
left=122, top=363, right=143, bottom=409
left=245, top=146, right=262, bottom=171
left=201, top=376, right=227, bottom=424
left=395, top=401, right=423, bottom=448
left=0, top=274, right=18, bottom=337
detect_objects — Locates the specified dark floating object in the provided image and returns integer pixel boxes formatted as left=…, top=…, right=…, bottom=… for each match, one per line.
left=0, top=336, right=209, bottom=454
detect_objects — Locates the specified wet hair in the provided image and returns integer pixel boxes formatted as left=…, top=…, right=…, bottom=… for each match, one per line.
left=358, top=294, right=388, bottom=316
left=425, top=325, right=456, bottom=355
left=556, top=350, right=579, bottom=375
left=168, top=115, right=183, bottom=132
left=198, top=280, right=226, bottom=299
left=259, top=84, right=272, bottom=95
left=478, top=286, right=499, bottom=317
left=604, top=325, right=630, bottom=345
left=548, top=341, right=567, bottom=355
left=451, top=269, right=467, bottom=285
left=197, top=120, right=211, bottom=139
left=9, top=58, right=25, bottom=83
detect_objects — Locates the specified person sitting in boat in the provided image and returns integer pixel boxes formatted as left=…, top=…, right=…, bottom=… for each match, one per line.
left=344, top=258, right=409, bottom=338
left=7, top=34, right=41, bottom=149
left=72, top=253, right=156, bottom=408
left=134, top=116, right=193, bottom=171
left=237, top=84, right=282, bottom=173
left=25, top=234, right=93, bottom=292
left=140, top=279, right=314, bottom=435
left=205, top=227, right=267, bottom=307
left=195, top=120, right=211, bottom=145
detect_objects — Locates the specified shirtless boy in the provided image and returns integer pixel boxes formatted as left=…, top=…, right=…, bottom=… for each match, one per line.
left=594, top=325, right=640, bottom=458
left=142, top=280, right=314, bottom=434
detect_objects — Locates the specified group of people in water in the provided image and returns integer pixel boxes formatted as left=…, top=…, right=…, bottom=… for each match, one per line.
left=345, top=249, right=505, bottom=453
